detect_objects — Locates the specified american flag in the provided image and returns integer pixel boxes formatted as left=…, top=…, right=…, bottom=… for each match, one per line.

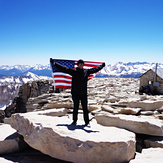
left=50, top=59, right=103, bottom=89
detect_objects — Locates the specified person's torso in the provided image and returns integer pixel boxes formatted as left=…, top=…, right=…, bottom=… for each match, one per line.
left=71, top=68, right=89, bottom=94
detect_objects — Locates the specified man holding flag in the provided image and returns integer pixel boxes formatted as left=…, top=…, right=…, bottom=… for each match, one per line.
left=50, top=58, right=105, bottom=126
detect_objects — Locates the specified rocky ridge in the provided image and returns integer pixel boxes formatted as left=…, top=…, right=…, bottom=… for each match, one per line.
left=4, top=79, right=54, bottom=119
left=0, top=72, right=52, bottom=107
left=1, top=78, right=163, bottom=162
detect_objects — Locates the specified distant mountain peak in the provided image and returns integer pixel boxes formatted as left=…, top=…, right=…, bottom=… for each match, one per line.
left=22, top=71, right=38, bottom=77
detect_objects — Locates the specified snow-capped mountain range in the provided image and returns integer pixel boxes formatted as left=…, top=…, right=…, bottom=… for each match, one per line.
left=0, top=62, right=162, bottom=80
left=0, top=62, right=162, bottom=108
left=98, top=62, right=163, bottom=78
left=0, top=64, right=51, bottom=77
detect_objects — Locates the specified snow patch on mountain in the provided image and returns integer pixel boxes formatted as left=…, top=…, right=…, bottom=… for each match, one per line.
left=0, top=105, right=7, bottom=110
left=21, top=72, right=41, bottom=82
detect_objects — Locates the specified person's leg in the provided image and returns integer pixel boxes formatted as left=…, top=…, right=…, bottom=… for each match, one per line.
left=81, top=94, right=89, bottom=125
left=72, top=94, right=79, bottom=124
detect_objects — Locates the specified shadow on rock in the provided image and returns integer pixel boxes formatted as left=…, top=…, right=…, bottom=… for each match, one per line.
left=57, top=124, right=99, bottom=133
left=0, top=147, right=72, bottom=163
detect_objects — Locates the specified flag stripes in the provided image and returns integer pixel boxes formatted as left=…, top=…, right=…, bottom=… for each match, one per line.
left=51, top=59, right=102, bottom=89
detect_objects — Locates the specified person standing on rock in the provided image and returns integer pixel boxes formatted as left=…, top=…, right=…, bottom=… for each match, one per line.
left=50, top=58, right=105, bottom=126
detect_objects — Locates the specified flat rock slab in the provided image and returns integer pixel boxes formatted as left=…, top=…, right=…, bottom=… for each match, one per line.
left=115, top=107, right=141, bottom=115
left=95, top=114, right=163, bottom=136
left=4, top=110, right=136, bottom=163
left=101, top=105, right=114, bottom=113
left=129, top=148, right=163, bottom=163
left=0, top=124, right=28, bottom=155
left=38, top=108, right=67, bottom=117
left=127, top=100, right=163, bottom=111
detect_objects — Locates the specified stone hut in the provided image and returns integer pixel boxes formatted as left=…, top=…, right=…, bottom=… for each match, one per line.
left=140, top=68, right=163, bottom=94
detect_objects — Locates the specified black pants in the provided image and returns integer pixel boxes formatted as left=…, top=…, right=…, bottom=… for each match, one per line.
left=72, top=94, right=89, bottom=124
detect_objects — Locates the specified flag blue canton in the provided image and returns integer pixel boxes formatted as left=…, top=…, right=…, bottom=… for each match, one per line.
left=51, top=59, right=75, bottom=73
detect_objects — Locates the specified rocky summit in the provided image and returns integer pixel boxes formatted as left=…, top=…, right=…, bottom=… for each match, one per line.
left=2, top=78, right=163, bottom=162
left=4, top=111, right=135, bottom=163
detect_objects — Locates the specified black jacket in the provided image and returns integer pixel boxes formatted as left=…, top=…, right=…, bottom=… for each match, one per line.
left=55, top=62, right=104, bottom=95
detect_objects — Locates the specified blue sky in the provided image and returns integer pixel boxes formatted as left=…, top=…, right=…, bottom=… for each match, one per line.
left=0, top=0, right=163, bottom=66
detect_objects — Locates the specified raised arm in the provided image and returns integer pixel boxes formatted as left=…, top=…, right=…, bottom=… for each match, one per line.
left=88, top=62, right=105, bottom=75
left=50, top=58, right=75, bottom=76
